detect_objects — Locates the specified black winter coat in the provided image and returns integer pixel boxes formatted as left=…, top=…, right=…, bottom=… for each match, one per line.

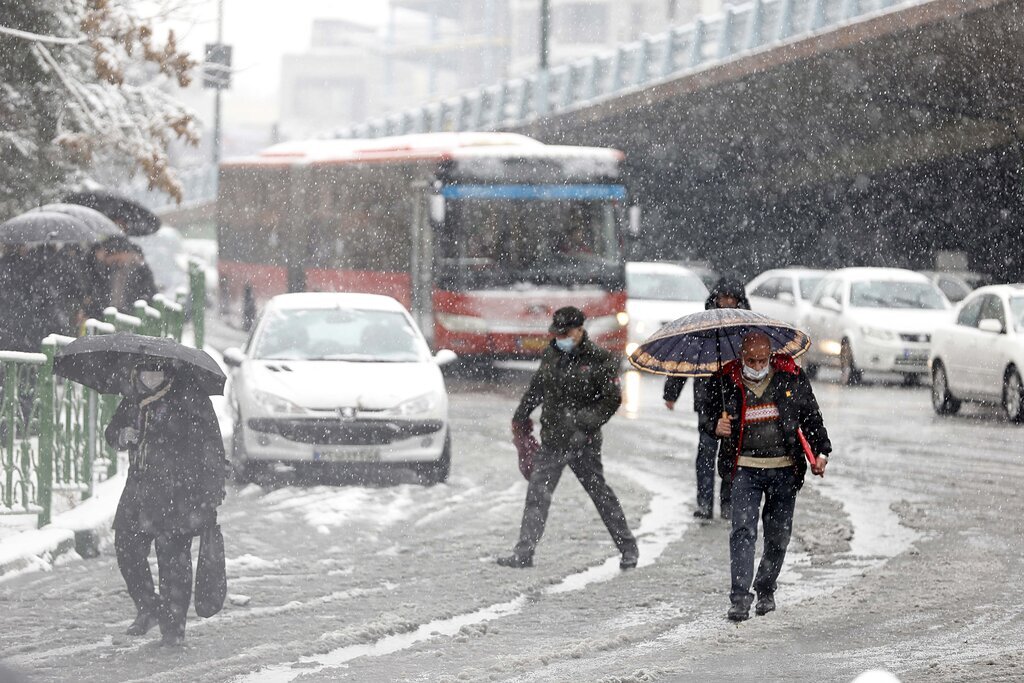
left=106, top=380, right=227, bottom=534
left=700, top=356, right=831, bottom=488
left=513, top=333, right=621, bottom=451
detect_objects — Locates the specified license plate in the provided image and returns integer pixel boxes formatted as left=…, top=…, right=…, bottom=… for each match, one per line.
left=521, top=337, right=548, bottom=351
left=314, top=448, right=381, bottom=462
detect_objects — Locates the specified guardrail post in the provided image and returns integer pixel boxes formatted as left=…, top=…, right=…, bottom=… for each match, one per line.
left=689, top=19, right=706, bottom=67
left=609, top=45, right=627, bottom=93
left=3, top=361, right=14, bottom=511
left=582, top=57, right=599, bottom=101
left=490, top=84, right=508, bottom=129
left=133, top=301, right=149, bottom=335
left=189, top=260, right=206, bottom=349
left=777, top=0, right=795, bottom=39
left=37, top=341, right=55, bottom=526
left=660, top=28, right=681, bottom=77
left=747, top=0, right=766, bottom=49
left=634, top=36, right=653, bottom=86
left=535, top=69, right=550, bottom=117
left=718, top=8, right=737, bottom=59
left=809, top=0, right=828, bottom=30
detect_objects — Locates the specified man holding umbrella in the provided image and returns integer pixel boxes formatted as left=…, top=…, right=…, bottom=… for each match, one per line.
left=498, top=306, right=639, bottom=570
left=55, top=334, right=227, bottom=646
left=705, top=331, right=831, bottom=621
left=629, top=309, right=831, bottom=622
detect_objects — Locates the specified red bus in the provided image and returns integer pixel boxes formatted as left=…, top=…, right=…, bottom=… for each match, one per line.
left=217, top=132, right=630, bottom=358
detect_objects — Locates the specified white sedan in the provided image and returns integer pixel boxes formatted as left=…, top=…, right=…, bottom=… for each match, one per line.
left=799, top=268, right=951, bottom=384
left=223, top=293, right=457, bottom=483
left=746, top=267, right=828, bottom=328
left=929, top=284, right=1024, bottom=422
left=625, top=261, right=708, bottom=356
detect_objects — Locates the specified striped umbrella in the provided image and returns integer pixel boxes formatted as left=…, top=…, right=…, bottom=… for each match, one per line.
left=628, top=308, right=811, bottom=377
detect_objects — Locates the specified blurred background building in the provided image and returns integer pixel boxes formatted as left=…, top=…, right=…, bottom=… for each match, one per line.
left=278, top=0, right=735, bottom=139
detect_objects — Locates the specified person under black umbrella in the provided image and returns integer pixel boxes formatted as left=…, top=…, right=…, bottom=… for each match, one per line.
left=55, top=334, right=228, bottom=646
left=663, top=276, right=751, bottom=520
left=83, top=235, right=157, bottom=318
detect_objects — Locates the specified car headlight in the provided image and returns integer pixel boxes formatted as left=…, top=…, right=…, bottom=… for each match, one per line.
left=616, top=311, right=629, bottom=326
left=436, top=313, right=488, bottom=333
left=385, top=392, right=439, bottom=416
left=251, top=389, right=307, bottom=415
left=861, top=326, right=896, bottom=341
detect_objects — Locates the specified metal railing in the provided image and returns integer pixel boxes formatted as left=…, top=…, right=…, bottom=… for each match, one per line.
left=338, top=0, right=923, bottom=138
left=0, top=265, right=206, bottom=527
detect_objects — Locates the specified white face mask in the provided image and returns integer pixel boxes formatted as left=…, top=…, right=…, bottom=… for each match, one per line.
left=138, top=370, right=166, bottom=391
left=742, top=363, right=770, bottom=382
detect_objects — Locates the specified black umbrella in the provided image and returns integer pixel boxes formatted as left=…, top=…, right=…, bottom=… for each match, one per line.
left=0, top=211, right=96, bottom=245
left=64, top=190, right=160, bottom=236
left=54, top=333, right=225, bottom=395
left=628, top=308, right=811, bottom=377
left=38, top=203, right=122, bottom=239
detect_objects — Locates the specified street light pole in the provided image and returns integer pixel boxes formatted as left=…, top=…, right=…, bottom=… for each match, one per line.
left=213, top=0, right=224, bottom=166
left=539, top=0, right=550, bottom=71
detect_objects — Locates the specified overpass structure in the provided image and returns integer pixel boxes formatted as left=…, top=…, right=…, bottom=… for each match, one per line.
left=147, top=0, right=1024, bottom=280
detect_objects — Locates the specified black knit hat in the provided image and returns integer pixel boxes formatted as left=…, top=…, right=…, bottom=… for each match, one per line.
left=548, top=306, right=586, bottom=334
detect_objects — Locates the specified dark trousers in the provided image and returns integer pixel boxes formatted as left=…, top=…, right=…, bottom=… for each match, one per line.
left=115, top=529, right=194, bottom=638
left=513, top=444, right=637, bottom=560
left=696, top=431, right=732, bottom=515
left=729, top=466, right=798, bottom=605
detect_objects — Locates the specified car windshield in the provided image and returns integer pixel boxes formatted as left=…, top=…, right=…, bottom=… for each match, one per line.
left=799, top=276, right=823, bottom=299
left=1011, top=297, right=1024, bottom=333
left=849, top=280, right=947, bottom=310
left=253, top=307, right=426, bottom=362
left=626, top=270, right=708, bottom=301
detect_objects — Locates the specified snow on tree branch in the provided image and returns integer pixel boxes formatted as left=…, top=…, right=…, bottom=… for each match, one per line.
left=0, top=0, right=200, bottom=213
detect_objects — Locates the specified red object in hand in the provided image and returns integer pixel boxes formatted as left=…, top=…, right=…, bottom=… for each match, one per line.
left=511, top=419, right=539, bottom=480
left=797, top=427, right=823, bottom=477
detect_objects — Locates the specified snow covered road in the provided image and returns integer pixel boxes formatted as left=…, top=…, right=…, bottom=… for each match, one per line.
left=2, top=367, right=1023, bottom=682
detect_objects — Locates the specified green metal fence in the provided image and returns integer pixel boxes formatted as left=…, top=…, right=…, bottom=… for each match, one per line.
left=0, top=273, right=206, bottom=528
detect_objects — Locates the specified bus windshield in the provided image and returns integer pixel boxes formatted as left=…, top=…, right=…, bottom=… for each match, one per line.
left=439, top=198, right=622, bottom=289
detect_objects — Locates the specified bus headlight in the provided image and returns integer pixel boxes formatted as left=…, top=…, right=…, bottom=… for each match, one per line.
left=436, top=313, right=488, bottom=333
left=616, top=311, right=629, bottom=326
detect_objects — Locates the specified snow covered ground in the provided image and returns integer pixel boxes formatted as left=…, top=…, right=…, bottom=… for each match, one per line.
left=1, top=366, right=1022, bottom=682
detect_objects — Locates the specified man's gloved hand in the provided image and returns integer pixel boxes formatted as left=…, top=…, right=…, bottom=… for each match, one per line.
left=118, top=427, right=140, bottom=448
left=568, top=430, right=589, bottom=450
left=511, top=419, right=539, bottom=480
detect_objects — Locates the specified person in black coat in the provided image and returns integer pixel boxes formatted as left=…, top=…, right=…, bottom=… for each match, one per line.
left=663, top=276, right=750, bottom=519
left=104, top=364, right=227, bottom=646
left=84, top=236, right=157, bottom=318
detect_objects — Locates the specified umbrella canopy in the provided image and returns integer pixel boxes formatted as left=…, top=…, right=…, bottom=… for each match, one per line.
left=38, top=203, right=122, bottom=239
left=63, top=190, right=160, bottom=236
left=628, top=308, right=811, bottom=377
left=0, top=211, right=96, bottom=245
left=54, top=333, right=226, bottom=395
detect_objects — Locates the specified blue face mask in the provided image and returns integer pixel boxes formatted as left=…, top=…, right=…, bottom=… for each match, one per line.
left=554, top=337, right=576, bottom=353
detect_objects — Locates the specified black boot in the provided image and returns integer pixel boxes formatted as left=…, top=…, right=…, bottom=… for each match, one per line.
left=727, top=598, right=751, bottom=622
left=125, top=610, right=159, bottom=636
left=619, top=545, right=639, bottom=570
left=755, top=592, right=776, bottom=616
left=496, top=554, right=533, bottom=568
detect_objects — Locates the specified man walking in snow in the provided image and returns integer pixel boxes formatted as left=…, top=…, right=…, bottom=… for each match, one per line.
left=704, top=331, right=831, bottom=621
left=663, top=276, right=750, bottom=520
left=498, top=306, right=639, bottom=570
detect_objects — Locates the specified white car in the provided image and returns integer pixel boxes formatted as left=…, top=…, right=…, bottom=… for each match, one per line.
left=799, top=268, right=952, bottom=384
left=746, top=268, right=828, bottom=328
left=223, top=293, right=457, bottom=483
left=625, top=262, right=709, bottom=355
left=929, top=284, right=1024, bottom=422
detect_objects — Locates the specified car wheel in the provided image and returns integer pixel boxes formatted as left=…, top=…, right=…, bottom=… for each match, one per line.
left=417, top=433, right=451, bottom=485
left=930, top=362, right=961, bottom=415
left=840, top=340, right=862, bottom=386
left=231, top=422, right=260, bottom=483
left=1003, top=368, right=1024, bottom=423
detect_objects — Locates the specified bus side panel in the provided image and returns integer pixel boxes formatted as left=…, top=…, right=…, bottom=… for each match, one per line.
left=304, top=268, right=412, bottom=310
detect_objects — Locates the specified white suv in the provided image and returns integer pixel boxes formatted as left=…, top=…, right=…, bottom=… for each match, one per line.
left=799, top=268, right=951, bottom=384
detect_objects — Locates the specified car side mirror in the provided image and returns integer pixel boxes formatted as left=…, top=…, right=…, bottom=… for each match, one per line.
left=819, top=296, right=841, bottom=312
left=778, top=292, right=795, bottom=305
left=223, top=347, right=245, bottom=368
left=434, top=349, right=458, bottom=366
left=978, top=318, right=1004, bottom=334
